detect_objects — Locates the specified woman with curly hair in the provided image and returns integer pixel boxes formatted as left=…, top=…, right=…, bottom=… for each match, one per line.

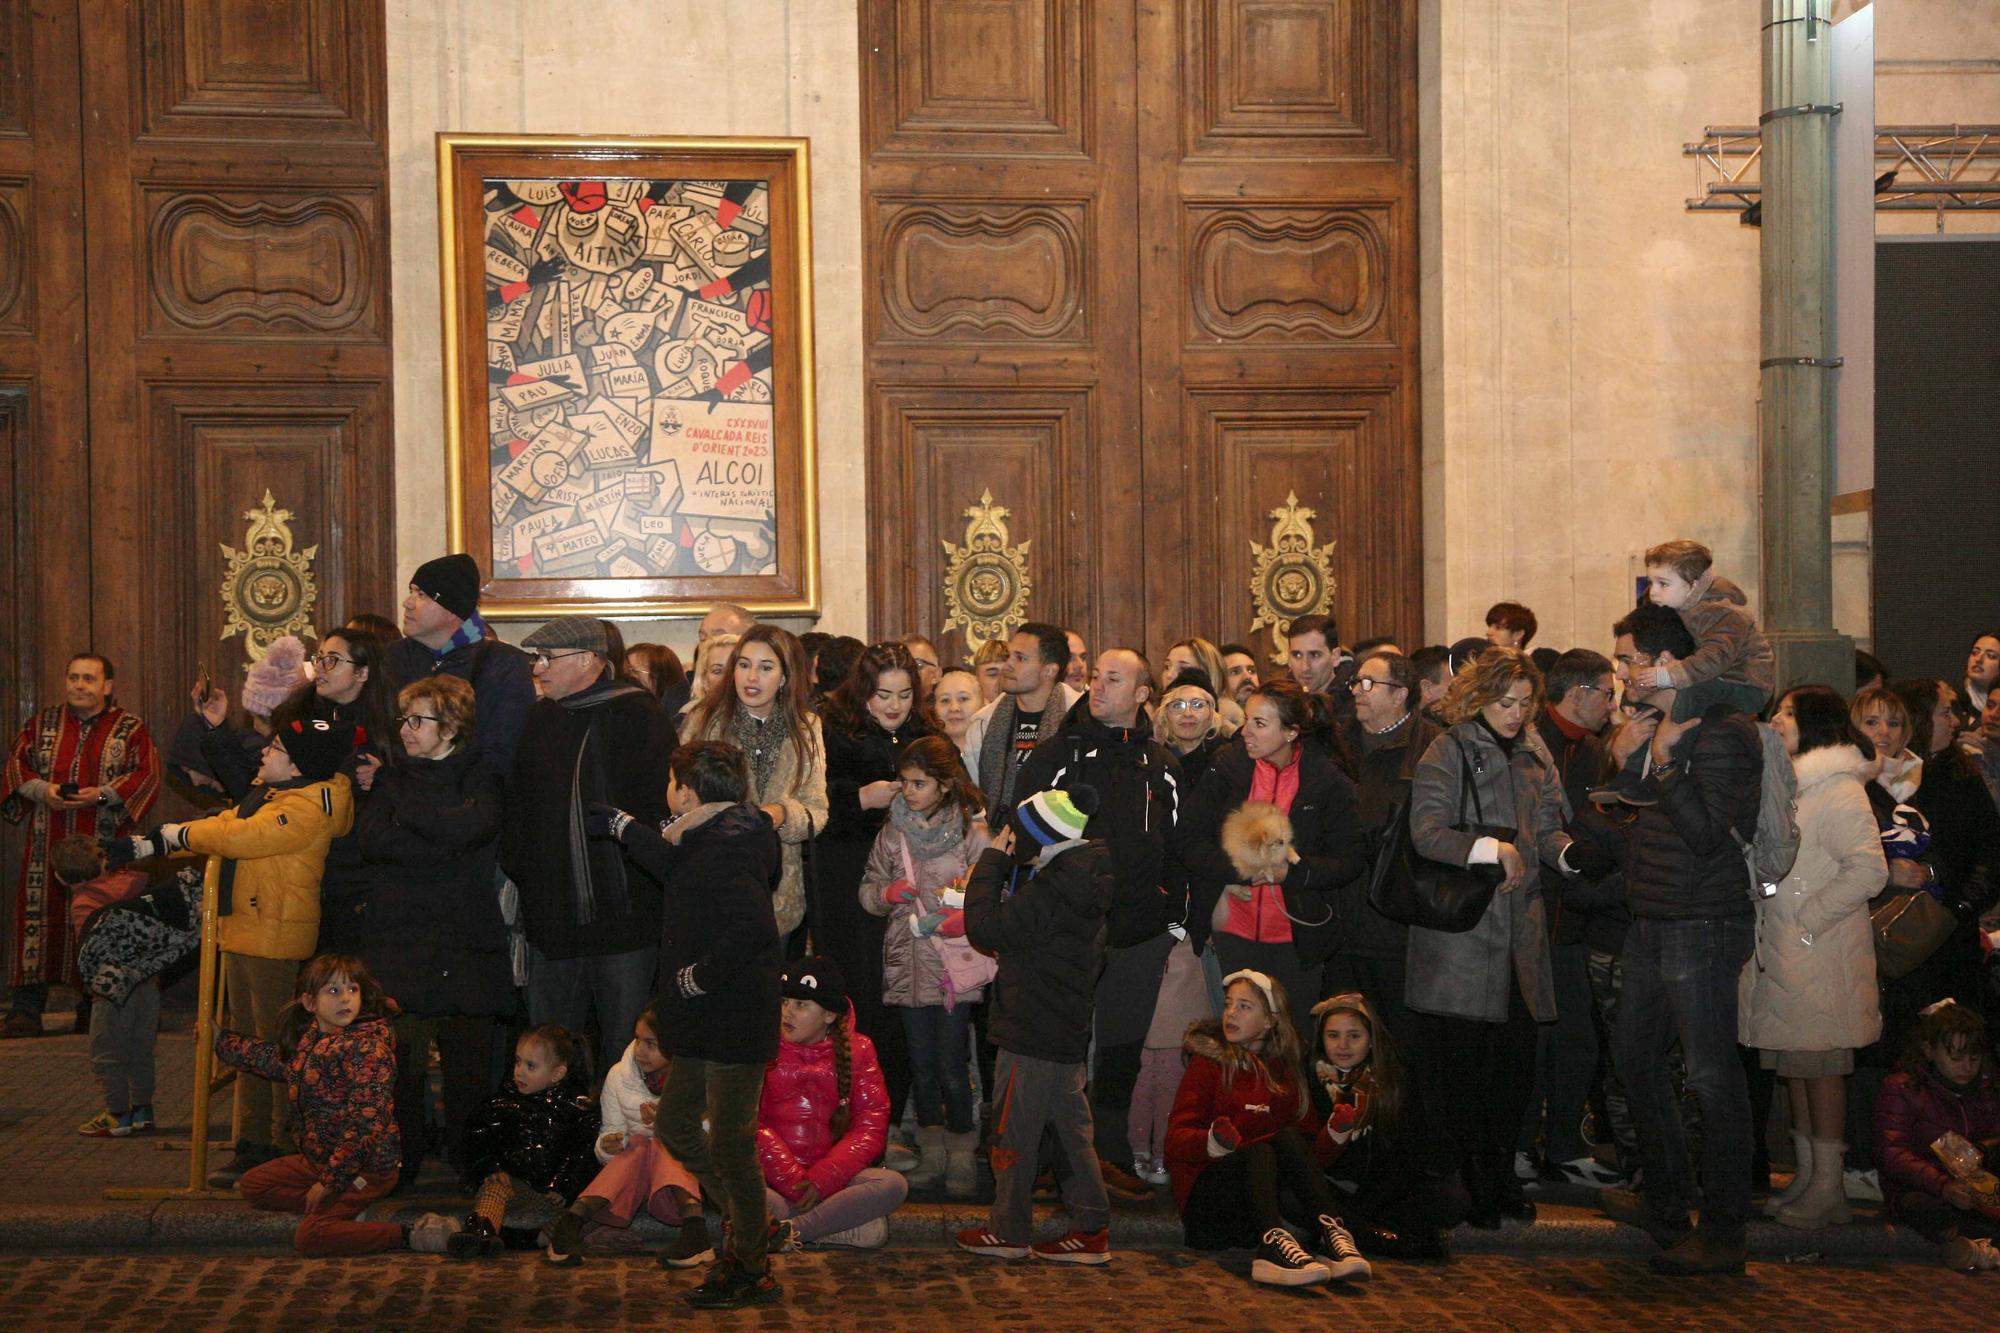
left=1403, top=646, right=1571, bottom=1229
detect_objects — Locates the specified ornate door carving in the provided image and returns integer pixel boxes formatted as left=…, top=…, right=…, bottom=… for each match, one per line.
left=863, top=0, right=1420, bottom=660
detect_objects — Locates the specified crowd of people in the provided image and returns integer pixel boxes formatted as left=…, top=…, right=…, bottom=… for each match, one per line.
left=5, top=544, right=2000, bottom=1307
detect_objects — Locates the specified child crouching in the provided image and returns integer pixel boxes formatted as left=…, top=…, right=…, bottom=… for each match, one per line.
left=213, top=953, right=459, bottom=1256
left=760, top=958, right=907, bottom=1249
left=543, top=1007, right=705, bottom=1266
left=1875, top=999, right=2000, bottom=1271
left=452, top=1024, right=600, bottom=1259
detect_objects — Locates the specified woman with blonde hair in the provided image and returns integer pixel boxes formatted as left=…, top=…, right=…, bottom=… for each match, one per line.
left=683, top=626, right=828, bottom=941
left=1164, top=638, right=1244, bottom=734
left=682, top=633, right=740, bottom=716
left=1403, top=646, right=1569, bottom=1229
left=1151, top=678, right=1230, bottom=787
left=970, top=639, right=1008, bottom=705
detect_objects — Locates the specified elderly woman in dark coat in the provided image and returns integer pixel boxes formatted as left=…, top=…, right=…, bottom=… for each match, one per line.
left=357, top=674, right=511, bottom=1180
left=1404, top=647, right=1572, bottom=1229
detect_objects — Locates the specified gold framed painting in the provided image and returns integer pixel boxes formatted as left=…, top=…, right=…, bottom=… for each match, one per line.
left=437, top=134, right=818, bottom=619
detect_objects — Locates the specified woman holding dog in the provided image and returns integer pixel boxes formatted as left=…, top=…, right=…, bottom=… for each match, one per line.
left=1403, top=647, right=1571, bottom=1229
left=1177, top=679, right=1367, bottom=1044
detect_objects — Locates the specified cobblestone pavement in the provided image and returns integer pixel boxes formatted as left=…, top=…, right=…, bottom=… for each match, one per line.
left=0, top=1248, right=1976, bottom=1332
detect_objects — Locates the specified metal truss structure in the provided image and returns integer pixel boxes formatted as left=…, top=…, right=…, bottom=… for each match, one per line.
left=1686, top=124, right=2000, bottom=217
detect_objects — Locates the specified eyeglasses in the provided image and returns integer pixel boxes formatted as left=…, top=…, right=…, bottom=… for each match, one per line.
left=528, top=649, right=592, bottom=667
left=396, top=714, right=440, bottom=729
left=311, top=653, right=354, bottom=670
left=913, top=659, right=939, bottom=673
left=1576, top=683, right=1615, bottom=699
left=1166, top=699, right=1212, bottom=713
left=1349, top=677, right=1398, bottom=694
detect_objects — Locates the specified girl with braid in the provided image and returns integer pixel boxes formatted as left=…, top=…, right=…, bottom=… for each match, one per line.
left=756, top=958, right=906, bottom=1249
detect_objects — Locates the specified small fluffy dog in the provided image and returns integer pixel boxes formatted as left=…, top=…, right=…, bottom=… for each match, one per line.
left=1221, top=801, right=1297, bottom=886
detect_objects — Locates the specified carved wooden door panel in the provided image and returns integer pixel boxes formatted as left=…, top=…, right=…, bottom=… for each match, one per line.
left=76, top=0, right=396, bottom=743
left=860, top=0, right=1144, bottom=663
left=863, top=0, right=1420, bottom=663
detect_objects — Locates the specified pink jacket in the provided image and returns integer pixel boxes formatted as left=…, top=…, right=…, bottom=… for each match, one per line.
left=755, top=1004, right=890, bottom=1204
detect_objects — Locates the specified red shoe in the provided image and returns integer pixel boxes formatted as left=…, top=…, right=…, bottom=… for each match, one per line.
left=954, top=1226, right=1029, bottom=1260
left=1031, top=1227, right=1111, bottom=1265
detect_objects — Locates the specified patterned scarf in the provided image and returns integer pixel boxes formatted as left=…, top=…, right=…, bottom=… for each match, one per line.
left=888, top=793, right=967, bottom=860
left=732, top=709, right=782, bottom=796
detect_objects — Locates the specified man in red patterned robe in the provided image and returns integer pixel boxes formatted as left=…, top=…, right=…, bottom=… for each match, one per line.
left=2, top=653, right=160, bottom=1036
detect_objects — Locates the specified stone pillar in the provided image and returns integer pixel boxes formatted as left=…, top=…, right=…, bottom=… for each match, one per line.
left=1758, top=0, right=1853, bottom=693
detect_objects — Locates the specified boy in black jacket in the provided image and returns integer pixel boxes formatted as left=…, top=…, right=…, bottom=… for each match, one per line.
left=955, top=785, right=1116, bottom=1266
left=589, top=740, right=782, bottom=1310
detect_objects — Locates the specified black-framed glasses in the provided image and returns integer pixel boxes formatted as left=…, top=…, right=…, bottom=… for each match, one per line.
left=1349, top=676, right=1397, bottom=693
left=528, top=649, right=592, bottom=667
left=312, top=653, right=354, bottom=670
left=396, top=713, right=440, bottom=729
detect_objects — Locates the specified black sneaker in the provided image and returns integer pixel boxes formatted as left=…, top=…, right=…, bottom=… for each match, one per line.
left=543, top=1209, right=588, bottom=1266
left=1250, top=1228, right=1333, bottom=1287
left=1315, top=1216, right=1373, bottom=1281
left=659, top=1215, right=714, bottom=1269
left=446, top=1214, right=504, bottom=1260
left=682, top=1259, right=781, bottom=1310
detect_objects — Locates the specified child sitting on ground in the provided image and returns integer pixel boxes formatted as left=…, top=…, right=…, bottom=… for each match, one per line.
left=212, top=953, right=459, bottom=1256
left=858, top=735, right=992, bottom=1198
left=587, top=739, right=785, bottom=1310
left=1309, top=992, right=1467, bottom=1260
left=542, top=1007, right=706, bottom=1266
left=1875, top=999, right=2000, bottom=1272
left=759, top=957, right=906, bottom=1250
left=1166, top=970, right=1370, bottom=1288
left=452, top=1024, right=600, bottom=1260
left=954, top=786, right=1116, bottom=1266
left=55, top=835, right=174, bottom=1139
left=1595, top=538, right=1776, bottom=803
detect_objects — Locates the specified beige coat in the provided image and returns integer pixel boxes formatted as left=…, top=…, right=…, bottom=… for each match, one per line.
left=687, top=711, right=828, bottom=937
left=1739, top=744, right=1887, bottom=1053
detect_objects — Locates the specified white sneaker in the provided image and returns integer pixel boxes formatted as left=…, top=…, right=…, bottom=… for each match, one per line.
left=815, top=1215, right=889, bottom=1249
left=408, top=1212, right=462, bottom=1254
left=1135, top=1153, right=1170, bottom=1186
left=1553, top=1155, right=1627, bottom=1188
left=1942, top=1235, right=2000, bottom=1271
left=1842, top=1167, right=1883, bottom=1203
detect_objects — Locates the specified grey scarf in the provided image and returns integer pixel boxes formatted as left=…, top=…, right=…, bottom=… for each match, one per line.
left=731, top=708, right=783, bottom=798
left=888, top=793, right=969, bottom=861
left=978, top=693, right=1066, bottom=816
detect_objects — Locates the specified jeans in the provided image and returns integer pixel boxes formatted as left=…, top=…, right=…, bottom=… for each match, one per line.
left=1615, top=915, right=1755, bottom=1234
left=526, top=942, right=657, bottom=1082
left=655, top=1056, right=768, bottom=1274
left=90, top=978, right=159, bottom=1114
left=902, top=1003, right=976, bottom=1134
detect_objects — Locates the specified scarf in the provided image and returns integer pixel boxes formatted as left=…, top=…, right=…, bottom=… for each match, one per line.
left=642, top=1063, right=668, bottom=1095
left=428, top=612, right=493, bottom=667
left=1475, top=714, right=1518, bottom=758
left=977, top=692, right=1067, bottom=814
left=889, top=793, right=967, bottom=860
left=731, top=708, right=784, bottom=796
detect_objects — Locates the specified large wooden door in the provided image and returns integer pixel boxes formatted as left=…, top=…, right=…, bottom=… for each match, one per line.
left=863, top=0, right=1421, bottom=662
left=76, top=0, right=396, bottom=747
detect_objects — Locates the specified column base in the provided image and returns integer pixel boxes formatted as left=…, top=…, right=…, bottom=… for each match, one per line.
left=1764, top=629, right=1856, bottom=699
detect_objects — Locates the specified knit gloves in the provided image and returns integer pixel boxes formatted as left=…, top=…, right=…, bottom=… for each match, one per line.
left=585, top=802, right=635, bottom=842
left=106, top=824, right=189, bottom=869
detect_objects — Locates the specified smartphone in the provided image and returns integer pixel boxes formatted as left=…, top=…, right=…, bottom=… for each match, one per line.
left=57, top=782, right=80, bottom=799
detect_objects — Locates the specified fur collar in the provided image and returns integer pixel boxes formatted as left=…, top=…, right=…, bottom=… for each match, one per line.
left=1183, top=1018, right=1229, bottom=1062
left=1793, top=743, right=1872, bottom=792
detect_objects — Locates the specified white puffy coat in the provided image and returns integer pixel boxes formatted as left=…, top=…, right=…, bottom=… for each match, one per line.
left=594, top=1040, right=656, bottom=1164
left=1739, top=744, right=1888, bottom=1054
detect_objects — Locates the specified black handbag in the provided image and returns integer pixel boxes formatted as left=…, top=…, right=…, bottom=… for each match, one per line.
left=1368, top=734, right=1516, bottom=934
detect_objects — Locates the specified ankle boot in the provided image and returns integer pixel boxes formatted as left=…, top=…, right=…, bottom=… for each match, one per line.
left=944, top=1130, right=980, bottom=1199
left=1762, top=1131, right=1813, bottom=1217
left=904, top=1125, right=947, bottom=1191
left=1776, top=1139, right=1851, bottom=1228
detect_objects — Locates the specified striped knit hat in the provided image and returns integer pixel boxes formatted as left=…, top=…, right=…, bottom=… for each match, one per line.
left=1014, top=784, right=1098, bottom=849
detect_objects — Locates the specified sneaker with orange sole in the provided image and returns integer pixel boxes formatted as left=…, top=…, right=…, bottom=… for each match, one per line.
left=1031, top=1227, right=1111, bottom=1265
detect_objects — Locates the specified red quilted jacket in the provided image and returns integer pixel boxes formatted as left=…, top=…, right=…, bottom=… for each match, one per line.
left=1874, top=1064, right=2000, bottom=1209
left=216, top=1014, right=400, bottom=1192
left=1164, top=1022, right=1318, bottom=1213
left=755, top=1003, right=890, bottom=1204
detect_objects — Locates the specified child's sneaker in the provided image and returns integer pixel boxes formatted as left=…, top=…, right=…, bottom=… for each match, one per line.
left=766, top=1218, right=801, bottom=1253
left=1314, top=1215, right=1373, bottom=1281
left=815, top=1216, right=888, bottom=1249
left=1252, top=1228, right=1333, bottom=1286
left=543, top=1209, right=588, bottom=1266
left=954, top=1225, right=1029, bottom=1260
left=1030, top=1227, right=1110, bottom=1265
left=127, top=1104, right=155, bottom=1133
left=77, top=1109, right=131, bottom=1138
left=1134, top=1153, right=1170, bottom=1186
left=407, top=1213, right=462, bottom=1254
left=682, top=1258, right=781, bottom=1310
left=658, top=1214, right=714, bottom=1269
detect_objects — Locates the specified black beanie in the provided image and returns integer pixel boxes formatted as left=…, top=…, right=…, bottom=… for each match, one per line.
left=779, top=956, right=847, bottom=1011
left=279, top=717, right=362, bottom=784
left=412, top=553, right=481, bottom=623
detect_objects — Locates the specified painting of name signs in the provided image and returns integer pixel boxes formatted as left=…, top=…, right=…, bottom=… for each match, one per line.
left=438, top=136, right=819, bottom=618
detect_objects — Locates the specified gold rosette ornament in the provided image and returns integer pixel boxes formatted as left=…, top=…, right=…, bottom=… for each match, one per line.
left=1248, top=491, right=1336, bottom=664
left=940, top=490, right=1032, bottom=654
left=219, top=490, right=319, bottom=663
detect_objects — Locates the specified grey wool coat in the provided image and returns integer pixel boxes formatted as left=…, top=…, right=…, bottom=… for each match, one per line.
left=1404, top=719, right=1572, bottom=1024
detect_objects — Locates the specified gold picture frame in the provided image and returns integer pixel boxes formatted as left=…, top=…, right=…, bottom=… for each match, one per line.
left=437, top=134, right=819, bottom=619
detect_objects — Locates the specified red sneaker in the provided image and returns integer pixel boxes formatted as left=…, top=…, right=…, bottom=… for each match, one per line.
left=1030, top=1227, right=1111, bottom=1265
left=955, top=1226, right=1029, bottom=1260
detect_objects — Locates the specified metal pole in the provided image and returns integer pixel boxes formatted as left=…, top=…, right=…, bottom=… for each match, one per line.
left=105, top=855, right=238, bottom=1201
left=1759, top=0, right=1854, bottom=693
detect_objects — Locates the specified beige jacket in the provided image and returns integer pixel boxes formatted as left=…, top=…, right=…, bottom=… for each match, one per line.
left=686, top=711, right=827, bottom=937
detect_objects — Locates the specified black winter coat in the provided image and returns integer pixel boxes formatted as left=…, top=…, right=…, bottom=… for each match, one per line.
left=1015, top=700, right=1184, bottom=946
left=1340, top=713, right=1441, bottom=962
left=388, top=635, right=535, bottom=775
left=1534, top=711, right=1617, bottom=948
left=1906, top=747, right=2000, bottom=1013
left=964, top=841, right=1113, bottom=1064
left=356, top=745, right=512, bottom=1018
left=1624, top=705, right=1762, bottom=921
left=501, top=682, right=674, bottom=960
left=457, top=1072, right=600, bottom=1198
left=627, top=801, right=783, bottom=1066
left=1177, top=738, right=1367, bottom=966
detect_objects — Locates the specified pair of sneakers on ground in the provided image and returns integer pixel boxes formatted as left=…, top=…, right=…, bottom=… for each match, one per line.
left=78, top=1105, right=155, bottom=1137
left=954, top=1214, right=1372, bottom=1284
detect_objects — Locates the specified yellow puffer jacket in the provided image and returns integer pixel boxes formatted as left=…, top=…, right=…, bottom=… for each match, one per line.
left=186, top=776, right=355, bottom=961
